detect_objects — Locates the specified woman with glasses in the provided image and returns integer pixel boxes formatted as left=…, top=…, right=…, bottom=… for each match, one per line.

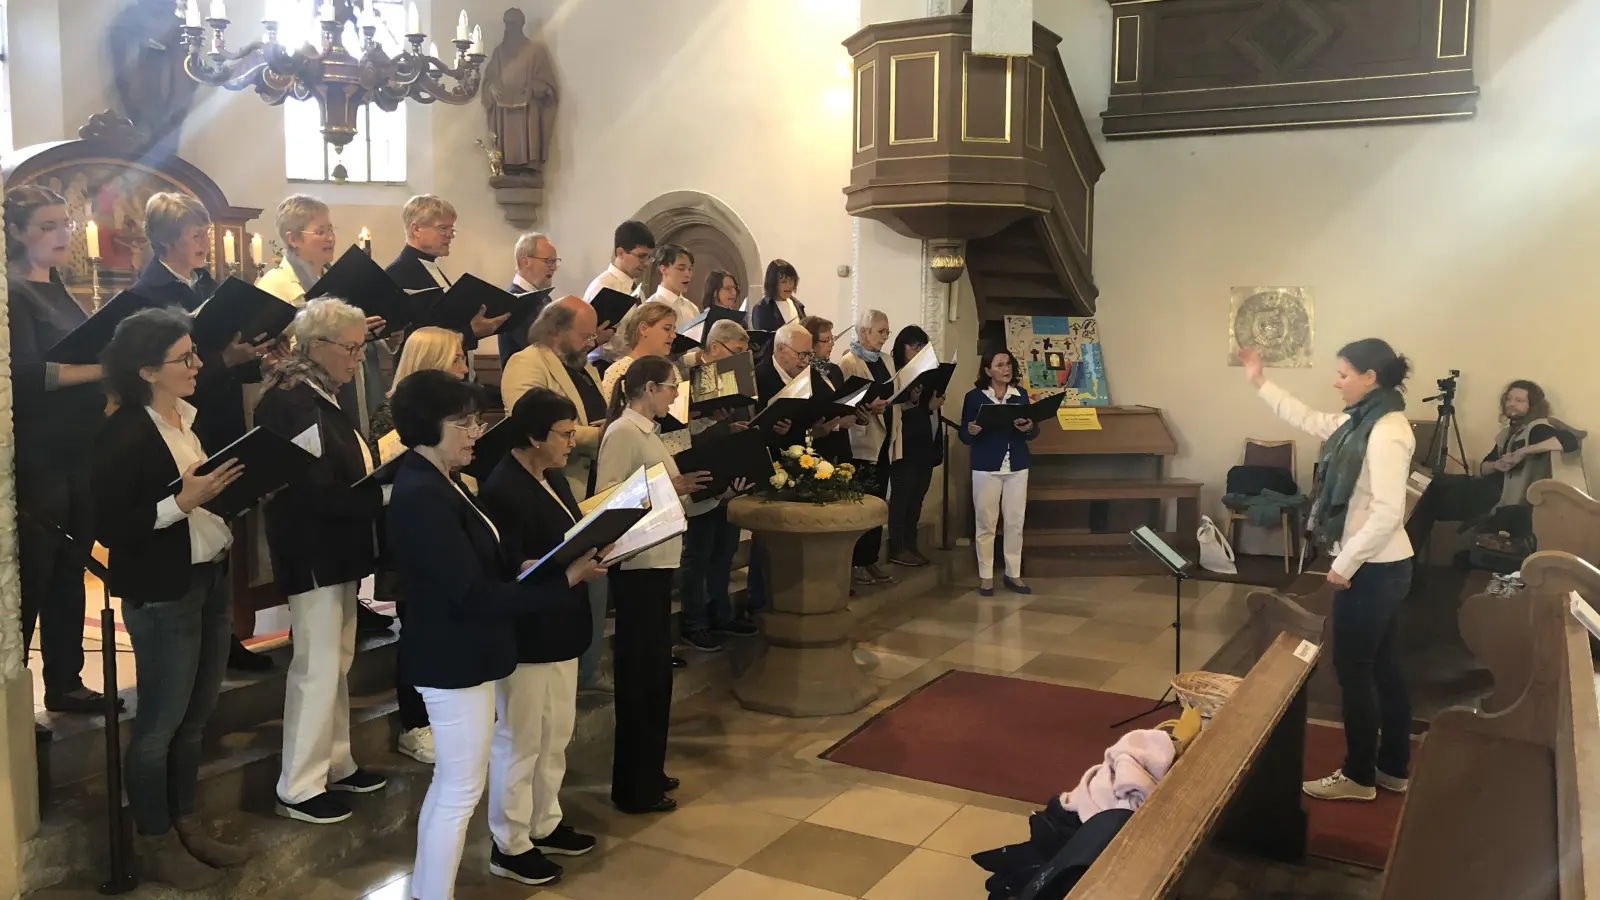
left=385, top=371, right=607, bottom=898
left=700, top=268, right=743, bottom=314
left=92, top=308, right=248, bottom=888
left=595, top=356, right=715, bottom=813
left=4, top=185, right=114, bottom=714
left=255, top=299, right=389, bottom=826
left=256, top=194, right=339, bottom=308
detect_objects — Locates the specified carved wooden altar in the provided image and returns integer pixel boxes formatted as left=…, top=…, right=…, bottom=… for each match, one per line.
left=1, top=113, right=264, bottom=310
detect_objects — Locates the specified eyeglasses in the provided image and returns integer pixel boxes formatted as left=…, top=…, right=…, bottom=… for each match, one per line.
left=452, top=353, right=468, bottom=365
left=163, top=350, right=202, bottom=368
left=424, top=224, right=457, bottom=237
left=448, top=417, right=486, bottom=438
left=531, top=255, right=561, bottom=266
left=792, top=350, right=815, bottom=363
left=549, top=428, right=578, bottom=442
left=296, top=227, right=337, bottom=238
left=714, top=341, right=748, bottom=357
left=315, top=338, right=366, bottom=357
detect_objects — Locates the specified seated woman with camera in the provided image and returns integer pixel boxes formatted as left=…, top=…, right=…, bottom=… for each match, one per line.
left=1405, top=379, right=1584, bottom=553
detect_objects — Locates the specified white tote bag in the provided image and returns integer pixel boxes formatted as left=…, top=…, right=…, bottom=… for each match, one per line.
left=1197, top=516, right=1237, bottom=574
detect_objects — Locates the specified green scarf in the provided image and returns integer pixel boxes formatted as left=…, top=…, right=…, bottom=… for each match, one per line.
left=1310, top=387, right=1406, bottom=548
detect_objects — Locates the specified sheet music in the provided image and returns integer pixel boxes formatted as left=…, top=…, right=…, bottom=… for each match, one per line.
left=376, top=430, right=404, bottom=464
left=892, top=344, right=938, bottom=394
left=600, top=464, right=686, bottom=565
left=291, top=423, right=323, bottom=458
left=769, top=367, right=814, bottom=404
left=567, top=466, right=651, bottom=537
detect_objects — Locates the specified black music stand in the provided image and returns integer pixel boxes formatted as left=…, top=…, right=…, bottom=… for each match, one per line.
left=1110, top=526, right=1192, bottom=729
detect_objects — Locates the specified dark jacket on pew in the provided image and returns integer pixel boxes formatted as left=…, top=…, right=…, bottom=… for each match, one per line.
left=131, top=258, right=261, bottom=451
left=254, top=381, right=382, bottom=595
left=90, top=404, right=204, bottom=606
left=386, top=450, right=569, bottom=689
left=478, top=455, right=594, bottom=664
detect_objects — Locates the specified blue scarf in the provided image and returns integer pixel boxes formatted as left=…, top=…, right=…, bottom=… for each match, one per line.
left=1310, top=386, right=1407, bottom=548
left=849, top=339, right=881, bottom=365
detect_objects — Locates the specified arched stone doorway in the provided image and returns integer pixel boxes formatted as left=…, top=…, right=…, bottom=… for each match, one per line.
left=631, top=191, right=762, bottom=308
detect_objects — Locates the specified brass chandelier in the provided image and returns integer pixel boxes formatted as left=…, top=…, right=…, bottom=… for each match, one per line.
left=178, top=0, right=484, bottom=154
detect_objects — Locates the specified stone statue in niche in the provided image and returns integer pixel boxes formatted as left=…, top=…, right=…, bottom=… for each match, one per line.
left=108, top=0, right=199, bottom=156
left=481, top=8, right=559, bottom=176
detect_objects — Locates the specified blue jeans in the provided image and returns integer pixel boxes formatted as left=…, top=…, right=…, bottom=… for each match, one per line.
left=122, top=562, right=232, bottom=835
left=1331, top=558, right=1413, bottom=786
left=679, top=507, right=740, bottom=633
left=577, top=575, right=608, bottom=687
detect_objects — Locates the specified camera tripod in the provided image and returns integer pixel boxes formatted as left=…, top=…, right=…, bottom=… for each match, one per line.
left=1422, top=372, right=1469, bottom=479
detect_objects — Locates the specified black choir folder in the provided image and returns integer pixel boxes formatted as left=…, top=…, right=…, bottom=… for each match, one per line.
left=677, top=305, right=744, bottom=348
left=750, top=368, right=863, bottom=434
left=518, top=464, right=679, bottom=580
left=190, top=277, right=297, bottom=352
left=165, top=426, right=317, bottom=518
left=673, top=427, right=772, bottom=502
left=688, top=351, right=758, bottom=412
left=45, top=289, right=159, bottom=364
left=306, top=245, right=416, bottom=338
left=888, top=345, right=957, bottom=405
left=460, top=417, right=519, bottom=482
left=412, top=273, right=539, bottom=337
left=590, top=287, right=637, bottom=331
left=975, top=391, right=1068, bottom=429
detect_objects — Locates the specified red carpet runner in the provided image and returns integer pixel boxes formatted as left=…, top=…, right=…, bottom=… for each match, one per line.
left=821, top=669, right=1406, bottom=869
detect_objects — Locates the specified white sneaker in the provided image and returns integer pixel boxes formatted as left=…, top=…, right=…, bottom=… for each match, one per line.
left=580, top=671, right=616, bottom=696
left=1303, top=769, right=1376, bottom=801
left=1375, top=770, right=1409, bottom=793
left=397, top=726, right=435, bottom=764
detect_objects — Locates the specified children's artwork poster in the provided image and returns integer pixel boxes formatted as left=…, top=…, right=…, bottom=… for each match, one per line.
left=1002, top=316, right=1111, bottom=407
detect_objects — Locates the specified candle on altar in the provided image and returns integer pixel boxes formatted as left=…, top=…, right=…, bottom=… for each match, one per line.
left=223, top=231, right=236, bottom=265
left=185, top=0, right=202, bottom=27
left=406, top=1, right=420, bottom=34
left=84, top=219, right=100, bottom=259
left=250, top=233, right=264, bottom=266
left=358, top=227, right=372, bottom=255
left=320, top=0, right=336, bottom=22
left=456, top=10, right=468, bottom=41
left=210, top=0, right=226, bottom=20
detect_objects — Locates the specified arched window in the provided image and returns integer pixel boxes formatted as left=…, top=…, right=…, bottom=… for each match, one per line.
left=280, top=0, right=407, bottom=183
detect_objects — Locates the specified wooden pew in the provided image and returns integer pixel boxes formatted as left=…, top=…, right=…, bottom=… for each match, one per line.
left=1068, top=632, right=1321, bottom=899
left=1529, top=480, right=1600, bottom=565
left=1381, top=550, right=1600, bottom=899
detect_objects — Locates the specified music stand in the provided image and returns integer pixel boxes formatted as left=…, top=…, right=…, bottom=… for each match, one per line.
left=1110, top=526, right=1192, bottom=729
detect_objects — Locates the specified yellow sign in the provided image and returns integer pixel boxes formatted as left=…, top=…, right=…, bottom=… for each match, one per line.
left=1056, top=407, right=1102, bottom=431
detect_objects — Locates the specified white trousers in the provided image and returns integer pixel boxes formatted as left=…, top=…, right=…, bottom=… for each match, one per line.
left=414, top=682, right=496, bottom=900
left=973, top=469, right=1029, bottom=580
left=488, top=659, right=579, bottom=855
left=277, top=581, right=359, bottom=804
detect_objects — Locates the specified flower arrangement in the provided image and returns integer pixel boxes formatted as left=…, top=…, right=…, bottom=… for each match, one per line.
left=762, top=435, right=865, bottom=504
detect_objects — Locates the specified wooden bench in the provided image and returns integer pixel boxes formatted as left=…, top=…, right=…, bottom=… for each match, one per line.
left=1068, top=632, right=1321, bottom=898
left=1381, top=549, right=1600, bottom=898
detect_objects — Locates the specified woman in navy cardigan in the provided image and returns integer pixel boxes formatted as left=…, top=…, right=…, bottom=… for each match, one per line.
left=958, top=348, right=1039, bottom=596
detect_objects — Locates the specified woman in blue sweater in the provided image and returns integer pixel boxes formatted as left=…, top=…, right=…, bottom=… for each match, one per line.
left=959, top=348, right=1039, bottom=596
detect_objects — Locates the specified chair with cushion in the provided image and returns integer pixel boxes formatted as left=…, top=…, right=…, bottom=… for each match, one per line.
left=1223, top=439, right=1299, bottom=572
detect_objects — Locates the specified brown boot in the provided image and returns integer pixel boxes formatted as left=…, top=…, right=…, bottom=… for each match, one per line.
left=134, top=829, right=224, bottom=890
left=175, top=814, right=252, bottom=867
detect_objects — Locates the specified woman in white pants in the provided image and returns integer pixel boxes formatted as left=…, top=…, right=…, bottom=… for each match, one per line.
left=958, top=348, right=1040, bottom=596
left=255, top=299, right=388, bottom=824
left=385, top=371, right=606, bottom=898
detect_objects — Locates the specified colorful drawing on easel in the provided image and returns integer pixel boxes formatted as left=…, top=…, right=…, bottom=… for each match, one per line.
left=1002, top=315, right=1111, bottom=406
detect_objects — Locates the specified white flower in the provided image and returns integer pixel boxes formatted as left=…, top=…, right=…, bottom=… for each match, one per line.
left=814, top=461, right=835, bottom=480
left=785, top=445, right=805, bottom=459
left=770, top=473, right=789, bottom=488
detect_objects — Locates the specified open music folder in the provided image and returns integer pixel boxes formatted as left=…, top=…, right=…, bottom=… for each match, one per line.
left=190, top=277, right=298, bottom=352
left=590, top=287, right=637, bottom=332
left=306, top=245, right=418, bottom=338
left=889, top=345, right=957, bottom=405
left=45, top=289, right=160, bottom=364
left=165, top=425, right=318, bottom=518
left=975, top=391, right=1068, bottom=429
left=517, top=465, right=653, bottom=581
left=596, top=463, right=689, bottom=566
left=673, top=427, right=772, bottom=502
left=411, top=273, right=538, bottom=337
left=688, top=350, right=759, bottom=412
left=750, top=367, right=859, bottom=434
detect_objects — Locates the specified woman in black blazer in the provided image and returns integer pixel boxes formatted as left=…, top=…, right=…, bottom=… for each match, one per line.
left=254, top=298, right=387, bottom=826
left=477, top=388, right=600, bottom=885
left=385, top=371, right=606, bottom=899
left=748, top=259, right=806, bottom=332
left=92, top=309, right=248, bottom=888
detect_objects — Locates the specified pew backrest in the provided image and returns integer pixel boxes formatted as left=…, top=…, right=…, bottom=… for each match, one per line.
left=1068, top=632, right=1317, bottom=899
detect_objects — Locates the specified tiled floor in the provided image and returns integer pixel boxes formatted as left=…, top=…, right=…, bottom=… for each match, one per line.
left=255, top=573, right=1377, bottom=900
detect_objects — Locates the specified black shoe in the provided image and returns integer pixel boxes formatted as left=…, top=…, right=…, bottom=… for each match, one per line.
left=275, top=793, right=351, bottom=824
left=614, top=796, right=677, bottom=814
left=663, top=777, right=681, bottom=792
left=888, top=551, right=923, bottom=567
left=534, top=824, right=596, bottom=857
left=682, top=630, right=723, bottom=653
left=671, top=656, right=687, bottom=669
left=228, top=636, right=273, bottom=672
left=712, top=617, right=760, bottom=637
left=328, top=769, right=387, bottom=794
left=43, top=688, right=125, bottom=714
left=489, top=844, right=562, bottom=885
left=911, top=550, right=933, bottom=565
left=356, top=603, right=393, bottom=636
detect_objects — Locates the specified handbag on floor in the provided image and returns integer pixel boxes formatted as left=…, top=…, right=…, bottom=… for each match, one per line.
left=1196, top=515, right=1237, bottom=574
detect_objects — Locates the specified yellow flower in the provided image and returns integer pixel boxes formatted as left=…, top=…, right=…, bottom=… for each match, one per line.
left=770, top=472, right=789, bottom=488
left=785, top=445, right=805, bottom=459
left=815, top=461, right=835, bottom=479
left=799, top=455, right=815, bottom=469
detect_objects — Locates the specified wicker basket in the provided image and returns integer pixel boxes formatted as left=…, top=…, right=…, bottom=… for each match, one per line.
left=1171, top=672, right=1243, bottom=718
